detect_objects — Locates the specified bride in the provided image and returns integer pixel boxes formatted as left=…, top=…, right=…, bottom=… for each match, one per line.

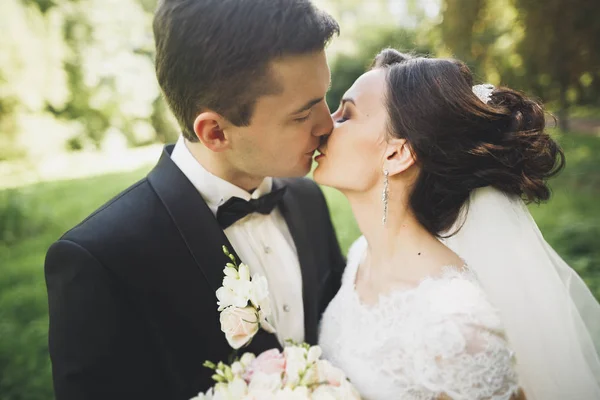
left=316, top=49, right=600, bottom=400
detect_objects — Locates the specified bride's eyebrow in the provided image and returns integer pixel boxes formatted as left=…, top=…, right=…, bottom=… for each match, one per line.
left=341, top=97, right=356, bottom=107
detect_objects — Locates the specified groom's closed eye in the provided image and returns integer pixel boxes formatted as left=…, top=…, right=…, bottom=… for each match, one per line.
left=294, top=111, right=312, bottom=123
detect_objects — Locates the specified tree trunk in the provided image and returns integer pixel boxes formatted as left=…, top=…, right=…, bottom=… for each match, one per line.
left=593, top=72, right=600, bottom=107
left=555, top=41, right=570, bottom=132
left=558, top=79, right=569, bottom=132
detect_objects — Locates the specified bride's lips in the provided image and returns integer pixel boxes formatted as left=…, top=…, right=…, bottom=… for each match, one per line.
left=306, top=145, right=320, bottom=156
left=315, top=148, right=325, bottom=161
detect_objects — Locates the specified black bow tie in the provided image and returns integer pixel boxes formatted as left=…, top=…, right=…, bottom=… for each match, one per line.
left=216, top=187, right=287, bottom=229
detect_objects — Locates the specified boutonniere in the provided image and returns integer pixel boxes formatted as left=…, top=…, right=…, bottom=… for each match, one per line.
left=216, top=246, right=276, bottom=349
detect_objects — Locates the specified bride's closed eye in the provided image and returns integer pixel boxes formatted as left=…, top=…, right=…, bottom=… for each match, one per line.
left=336, top=108, right=350, bottom=124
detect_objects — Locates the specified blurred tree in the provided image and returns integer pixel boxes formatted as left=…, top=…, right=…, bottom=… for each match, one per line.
left=21, top=0, right=56, bottom=14
left=319, top=0, right=437, bottom=109
left=439, top=0, right=524, bottom=83
left=0, top=0, right=71, bottom=159
left=439, top=0, right=600, bottom=130
left=327, top=26, right=434, bottom=109
left=327, top=54, right=367, bottom=111
left=515, top=0, right=600, bottom=130
left=440, top=0, right=485, bottom=67
left=0, top=0, right=177, bottom=161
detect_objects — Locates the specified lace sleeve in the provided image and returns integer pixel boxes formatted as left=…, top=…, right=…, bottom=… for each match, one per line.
left=418, top=275, right=520, bottom=400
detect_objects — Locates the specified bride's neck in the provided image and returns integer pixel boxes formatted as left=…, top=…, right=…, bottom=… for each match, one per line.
left=346, top=189, right=434, bottom=270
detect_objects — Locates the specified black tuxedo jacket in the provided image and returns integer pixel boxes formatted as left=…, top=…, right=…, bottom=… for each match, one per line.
left=45, top=145, right=345, bottom=400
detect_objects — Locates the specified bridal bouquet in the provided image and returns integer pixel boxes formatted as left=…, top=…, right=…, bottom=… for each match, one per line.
left=193, top=247, right=361, bottom=399
left=190, top=344, right=361, bottom=400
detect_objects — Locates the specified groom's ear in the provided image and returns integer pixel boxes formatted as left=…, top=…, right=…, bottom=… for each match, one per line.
left=193, top=111, right=231, bottom=152
left=384, top=138, right=416, bottom=176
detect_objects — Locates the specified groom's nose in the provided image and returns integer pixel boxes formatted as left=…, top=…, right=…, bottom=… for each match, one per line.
left=312, top=101, right=334, bottom=137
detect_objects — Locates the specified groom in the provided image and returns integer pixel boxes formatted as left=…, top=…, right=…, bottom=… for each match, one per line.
left=44, top=1, right=344, bottom=399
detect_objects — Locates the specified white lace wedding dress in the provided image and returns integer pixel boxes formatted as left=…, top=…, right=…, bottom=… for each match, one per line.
left=318, top=236, right=520, bottom=400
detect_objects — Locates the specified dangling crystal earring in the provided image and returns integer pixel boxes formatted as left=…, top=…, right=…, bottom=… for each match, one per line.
left=382, top=169, right=389, bottom=225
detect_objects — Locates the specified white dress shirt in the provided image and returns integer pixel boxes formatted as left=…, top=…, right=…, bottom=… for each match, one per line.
left=171, top=136, right=305, bottom=345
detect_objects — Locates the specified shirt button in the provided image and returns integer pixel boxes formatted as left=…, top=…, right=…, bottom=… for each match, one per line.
left=283, top=304, right=290, bottom=312
left=264, top=246, right=272, bottom=254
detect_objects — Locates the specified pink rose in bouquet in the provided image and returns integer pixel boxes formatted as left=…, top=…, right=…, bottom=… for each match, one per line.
left=190, top=344, right=361, bottom=400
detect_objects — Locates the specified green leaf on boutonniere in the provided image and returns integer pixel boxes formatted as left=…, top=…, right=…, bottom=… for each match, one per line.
left=222, top=246, right=239, bottom=266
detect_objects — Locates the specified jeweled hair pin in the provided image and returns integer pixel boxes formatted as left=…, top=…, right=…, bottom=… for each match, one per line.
left=472, top=83, right=495, bottom=104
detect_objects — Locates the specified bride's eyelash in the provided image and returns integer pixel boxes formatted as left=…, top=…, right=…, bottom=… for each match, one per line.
left=336, top=110, right=350, bottom=123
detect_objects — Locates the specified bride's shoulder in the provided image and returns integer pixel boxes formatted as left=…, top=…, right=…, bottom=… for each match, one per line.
left=339, top=236, right=367, bottom=284
left=415, top=269, right=519, bottom=400
left=347, top=235, right=367, bottom=261
left=423, top=268, right=504, bottom=329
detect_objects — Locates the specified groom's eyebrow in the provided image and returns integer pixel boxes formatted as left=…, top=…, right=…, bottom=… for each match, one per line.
left=291, top=97, right=323, bottom=115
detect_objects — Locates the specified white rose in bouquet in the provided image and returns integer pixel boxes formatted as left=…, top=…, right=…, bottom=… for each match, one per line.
left=273, top=386, right=311, bottom=400
left=315, top=359, right=345, bottom=387
left=283, top=345, right=310, bottom=387
left=247, top=371, right=282, bottom=394
left=215, top=377, right=248, bottom=400
left=192, top=344, right=361, bottom=400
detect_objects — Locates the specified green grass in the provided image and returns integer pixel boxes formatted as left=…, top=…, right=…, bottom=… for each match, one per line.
left=0, top=131, right=599, bottom=399
left=0, top=170, right=152, bottom=400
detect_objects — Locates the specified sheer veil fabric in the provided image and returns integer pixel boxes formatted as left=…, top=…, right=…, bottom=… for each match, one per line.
left=442, top=187, right=600, bottom=400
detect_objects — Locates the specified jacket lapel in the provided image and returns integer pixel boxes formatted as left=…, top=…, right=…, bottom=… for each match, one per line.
left=147, top=145, right=281, bottom=351
left=147, top=145, right=238, bottom=293
left=274, top=179, right=320, bottom=345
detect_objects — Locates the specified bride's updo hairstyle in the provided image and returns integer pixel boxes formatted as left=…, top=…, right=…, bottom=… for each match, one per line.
left=372, top=48, right=565, bottom=237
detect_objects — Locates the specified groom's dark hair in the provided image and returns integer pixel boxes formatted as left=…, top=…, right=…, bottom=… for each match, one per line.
left=153, top=0, right=339, bottom=142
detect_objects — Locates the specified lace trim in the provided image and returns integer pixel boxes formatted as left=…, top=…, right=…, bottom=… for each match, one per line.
left=347, top=236, right=476, bottom=311
left=350, top=265, right=476, bottom=311
left=318, top=236, right=520, bottom=400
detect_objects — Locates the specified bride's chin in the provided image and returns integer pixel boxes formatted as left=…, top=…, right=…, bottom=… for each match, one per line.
left=313, top=166, right=340, bottom=189
left=312, top=164, right=328, bottom=185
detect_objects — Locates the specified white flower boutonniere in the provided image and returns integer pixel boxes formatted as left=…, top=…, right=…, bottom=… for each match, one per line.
left=216, top=246, right=276, bottom=349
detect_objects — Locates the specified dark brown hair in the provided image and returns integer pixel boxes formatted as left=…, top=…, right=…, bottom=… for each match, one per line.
left=153, top=0, right=339, bottom=141
left=372, top=49, right=565, bottom=237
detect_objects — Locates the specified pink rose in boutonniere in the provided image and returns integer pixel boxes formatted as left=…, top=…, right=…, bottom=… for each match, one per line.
left=215, top=246, right=276, bottom=349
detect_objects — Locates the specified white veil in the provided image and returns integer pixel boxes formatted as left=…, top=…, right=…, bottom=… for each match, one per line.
left=442, top=187, right=600, bottom=400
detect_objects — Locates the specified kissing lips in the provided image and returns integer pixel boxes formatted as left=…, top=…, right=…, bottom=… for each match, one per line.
left=314, top=148, right=325, bottom=162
